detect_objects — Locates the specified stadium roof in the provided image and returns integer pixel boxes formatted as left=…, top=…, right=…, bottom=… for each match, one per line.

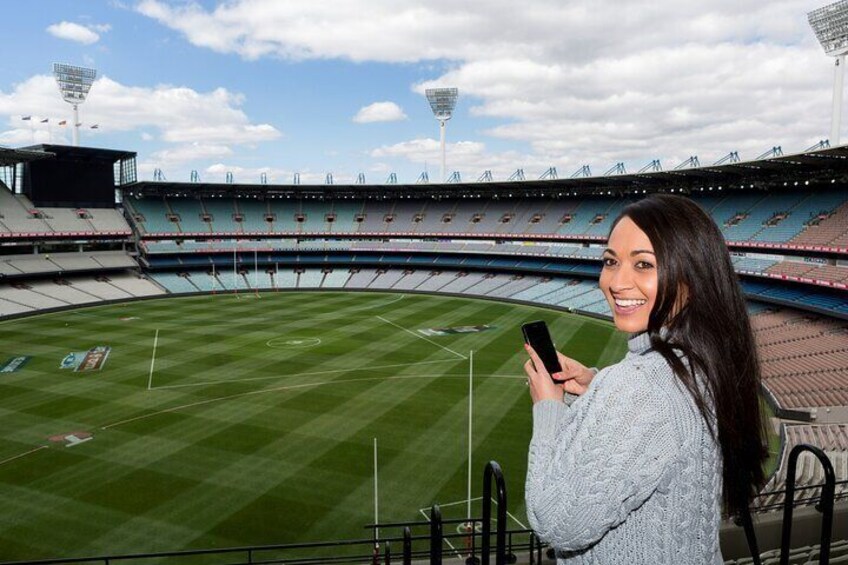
left=0, top=146, right=55, bottom=167
left=19, top=144, right=136, bottom=163
left=126, top=144, right=848, bottom=199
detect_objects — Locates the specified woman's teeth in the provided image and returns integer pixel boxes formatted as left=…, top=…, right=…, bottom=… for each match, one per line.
left=615, top=299, right=647, bottom=307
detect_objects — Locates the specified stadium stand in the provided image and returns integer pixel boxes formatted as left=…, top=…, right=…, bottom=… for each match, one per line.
left=0, top=185, right=131, bottom=238
left=753, top=424, right=848, bottom=513
left=0, top=251, right=135, bottom=277
left=752, top=309, right=848, bottom=414
left=0, top=274, right=164, bottom=316
left=122, top=190, right=848, bottom=251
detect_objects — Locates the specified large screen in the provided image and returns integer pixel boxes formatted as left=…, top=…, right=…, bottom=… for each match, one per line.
left=24, top=154, right=115, bottom=208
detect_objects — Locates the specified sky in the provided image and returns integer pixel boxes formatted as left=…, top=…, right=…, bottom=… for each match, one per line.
left=0, top=0, right=837, bottom=185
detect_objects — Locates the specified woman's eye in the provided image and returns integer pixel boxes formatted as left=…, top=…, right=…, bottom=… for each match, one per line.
left=636, top=261, right=655, bottom=269
left=602, top=257, right=616, bottom=267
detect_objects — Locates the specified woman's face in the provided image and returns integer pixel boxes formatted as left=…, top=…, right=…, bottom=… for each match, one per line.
left=599, top=216, right=658, bottom=334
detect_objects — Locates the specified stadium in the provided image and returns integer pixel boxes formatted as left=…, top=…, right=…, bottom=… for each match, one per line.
left=1, top=2, right=848, bottom=565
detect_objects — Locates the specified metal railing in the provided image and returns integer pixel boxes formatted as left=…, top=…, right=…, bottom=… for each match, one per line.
left=2, top=452, right=842, bottom=565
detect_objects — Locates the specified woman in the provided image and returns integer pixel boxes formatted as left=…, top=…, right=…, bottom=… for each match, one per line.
left=523, top=194, right=767, bottom=564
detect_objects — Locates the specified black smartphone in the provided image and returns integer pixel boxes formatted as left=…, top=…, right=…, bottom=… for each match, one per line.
left=521, top=321, right=564, bottom=381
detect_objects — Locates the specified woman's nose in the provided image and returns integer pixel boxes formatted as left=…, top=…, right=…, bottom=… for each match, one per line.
left=609, top=265, right=634, bottom=291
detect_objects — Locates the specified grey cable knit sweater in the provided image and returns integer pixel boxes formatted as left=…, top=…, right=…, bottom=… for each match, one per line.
left=525, top=331, right=723, bottom=564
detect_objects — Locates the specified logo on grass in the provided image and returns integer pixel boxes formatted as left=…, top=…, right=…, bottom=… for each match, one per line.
left=60, top=346, right=111, bottom=372
left=0, top=356, right=30, bottom=373
left=119, top=316, right=140, bottom=322
left=48, top=431, right=93, bottom=447
left=418, top=325, right=495, bottom=337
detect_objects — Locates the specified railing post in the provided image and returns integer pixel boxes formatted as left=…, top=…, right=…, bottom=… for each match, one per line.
left=430, top=504, right=443, bottom=565
left=403, top=526, right=412, bottom=565
left=385, top=540, right=391, bottom=565
left=779, top=444, right=836, bottom=565
left=739, top=505, right=762, bottom=565
left=528, top=533, right=536, bottom=565
left=481, top=461, right=507, bottom=565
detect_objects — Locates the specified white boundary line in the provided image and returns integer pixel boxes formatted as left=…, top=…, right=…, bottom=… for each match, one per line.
left=102, top=373, right=475, bottom=430
left=421, top=497, right=528, bottom=530
left=376, top=316, right=467, bottom=360
left=0, top=445, right=48, bottom=468
left=152, top=359, right=461, bottom=390
left=147, top=329, right=159, bottom=391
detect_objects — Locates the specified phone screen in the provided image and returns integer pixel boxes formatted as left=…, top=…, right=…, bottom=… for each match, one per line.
left=521, top=321, right=564, bottom=381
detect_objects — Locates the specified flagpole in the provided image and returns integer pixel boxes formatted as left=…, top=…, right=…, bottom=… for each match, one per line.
left=233, top=246, right=238, bottom=297
left=467, top=349, right=473, bottom=524
left=254, top=248, right=259, bottom=297
left=373, top=437, right=379, bottom=541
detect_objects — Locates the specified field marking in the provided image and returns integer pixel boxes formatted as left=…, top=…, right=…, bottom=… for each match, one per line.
left=101, top=372, right=500, bottom=430
left=265, top=337, right=322, bottom=349
left=376, top=316, right=467, bottom=360
left=421, top=496, right=528, bottom=530
left=0, top=445, right=48, bottom=468
left=147, top=329, right=159, bottom=391
left=151, top=358, right=461, bottom=390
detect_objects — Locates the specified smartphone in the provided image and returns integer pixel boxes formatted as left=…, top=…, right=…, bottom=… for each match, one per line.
left=521, top=321, right=564, bottom=381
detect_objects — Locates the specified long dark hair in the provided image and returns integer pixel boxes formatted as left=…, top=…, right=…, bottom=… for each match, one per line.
left=611, top=193, right=767, bottom=518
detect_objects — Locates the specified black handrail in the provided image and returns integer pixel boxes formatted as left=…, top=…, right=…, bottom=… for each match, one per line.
left=481, top=461, right=507, bottom=565
left=402, top=527, right=412, bottom=565
left=430, top=505, right=442, bottom=565
left=738, top=504, right=763, bottom=565
left=779, top=444, right=836, bottom=565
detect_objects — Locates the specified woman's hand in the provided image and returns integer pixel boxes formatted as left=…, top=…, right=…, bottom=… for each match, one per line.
left=553, top=352, right=594, bottom=396
left=523, top=345, right=595, bottom=404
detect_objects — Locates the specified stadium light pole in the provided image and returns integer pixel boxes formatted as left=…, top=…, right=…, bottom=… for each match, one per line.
left=809, top=0, right=848, bottom=145
left=52, top=63, right=96, bottom=147
left=426, top=88, right=459, bottom=182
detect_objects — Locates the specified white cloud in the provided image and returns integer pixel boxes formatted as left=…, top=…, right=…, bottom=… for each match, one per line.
left=137, top=0, right=832, bottom=172
left=370, top=137, right=552, bottom=181
left=46, top=21, right=103, bottom=45
left=353, top=101, right=407, bottom=123
left=0, top=74, right=281, bottom=166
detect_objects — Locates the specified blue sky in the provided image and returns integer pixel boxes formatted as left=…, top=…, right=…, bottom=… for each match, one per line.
left=0, top=0, right=836, bottom=184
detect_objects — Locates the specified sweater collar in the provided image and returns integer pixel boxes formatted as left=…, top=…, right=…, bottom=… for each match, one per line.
left=627, top=327, right=669, bottom=354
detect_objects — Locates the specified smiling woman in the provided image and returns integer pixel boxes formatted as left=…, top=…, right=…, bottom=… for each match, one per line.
left=523, top=194, right=768, bottom=564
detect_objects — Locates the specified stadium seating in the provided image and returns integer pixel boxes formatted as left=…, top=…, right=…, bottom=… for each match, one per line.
left=753, top=424, right=848, bottom=513
left=0, top=186, right=131, bottom=237
left=0, top=250, right=136, bottom=277
left=0, top=274, right=165, bottom=317
left=123, top=190, right=848, bottom=250
left=752, top=309, right=848, bottom=410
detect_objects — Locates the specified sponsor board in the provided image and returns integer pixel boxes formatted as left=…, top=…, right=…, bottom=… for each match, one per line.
left=418, top=324, right=495, bottom=337
left=0, top=356, right=30, bottom=373
left=60, top=352, right=86, bottom=370
left=60, top=346, right=111, bottom=372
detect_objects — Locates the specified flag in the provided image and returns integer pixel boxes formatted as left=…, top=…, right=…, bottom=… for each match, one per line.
left=58, top=120, right=67, bottom=126
left=90, top=124, right=99, bottom=129
left=21, top=116, right=31, bottom=121
left=40, top=118, right=48, bottom=123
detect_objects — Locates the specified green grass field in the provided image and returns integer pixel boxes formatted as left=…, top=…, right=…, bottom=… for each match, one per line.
left=0, top=291, right=778, bottom=561
left=0, top=292, right=627, bottom=560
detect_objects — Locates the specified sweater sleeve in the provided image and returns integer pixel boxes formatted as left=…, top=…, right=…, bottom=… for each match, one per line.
left=525, top=364, right=679, bottom=551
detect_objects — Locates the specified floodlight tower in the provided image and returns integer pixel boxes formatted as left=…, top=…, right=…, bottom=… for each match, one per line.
left=809, top=0, right=848, bottom=145
left=426, top=88, right=458, bottom=182
left=52, top=63, right=97, bottom=147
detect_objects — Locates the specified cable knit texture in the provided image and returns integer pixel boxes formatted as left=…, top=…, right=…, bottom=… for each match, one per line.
left=525, top=331, right=722, bottom=564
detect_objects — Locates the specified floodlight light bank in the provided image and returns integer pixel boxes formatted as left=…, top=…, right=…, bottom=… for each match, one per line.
left=52, top=63, right=97, bottom=146
left=426, top=88, right=459, bottom=182
left=809, top=0, right=848, bottom=144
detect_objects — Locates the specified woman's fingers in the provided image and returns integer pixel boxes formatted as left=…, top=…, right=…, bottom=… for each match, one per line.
left=524, top=344, right=549, bottom=378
